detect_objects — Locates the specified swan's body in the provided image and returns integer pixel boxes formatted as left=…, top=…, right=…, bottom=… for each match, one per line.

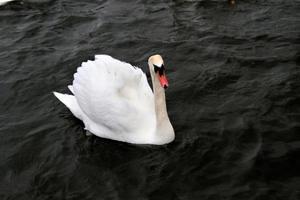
left=54, top=55, right=174, bottom=145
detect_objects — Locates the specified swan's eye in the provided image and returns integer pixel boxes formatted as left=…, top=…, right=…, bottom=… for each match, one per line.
left=153, top=64, right=165, bottom=76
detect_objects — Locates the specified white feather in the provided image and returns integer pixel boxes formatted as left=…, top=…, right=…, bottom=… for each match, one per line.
left=68, top=85, right=74, bottom=94
left=53, top=92, right=83, bottom=120
left=54, top=55, right=157, bottom=144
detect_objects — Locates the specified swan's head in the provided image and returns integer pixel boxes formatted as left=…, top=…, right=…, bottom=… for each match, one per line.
left=148, top=54, right=169, bottom=89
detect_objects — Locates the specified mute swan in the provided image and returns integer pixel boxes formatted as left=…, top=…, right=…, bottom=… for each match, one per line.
left=54, top=55, right=174, bottom=145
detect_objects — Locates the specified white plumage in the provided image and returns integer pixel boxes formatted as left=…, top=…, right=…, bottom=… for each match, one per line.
left=54, top=55, right=174, bottom=144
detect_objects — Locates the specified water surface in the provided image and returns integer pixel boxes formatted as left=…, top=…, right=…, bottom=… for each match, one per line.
left=0, top=0, right=299, bottom=199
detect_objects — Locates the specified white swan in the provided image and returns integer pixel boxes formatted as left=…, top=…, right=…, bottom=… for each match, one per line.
left=54, top=54, right=174, bottom=145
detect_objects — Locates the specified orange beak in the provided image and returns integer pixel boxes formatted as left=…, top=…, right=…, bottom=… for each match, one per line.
left=158, top=74, right=169, bottom=89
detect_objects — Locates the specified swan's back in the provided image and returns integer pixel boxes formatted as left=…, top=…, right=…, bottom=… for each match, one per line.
left=72, top=55, right=156, bottom=142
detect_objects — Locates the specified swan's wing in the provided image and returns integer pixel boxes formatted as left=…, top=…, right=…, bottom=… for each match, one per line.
left=72, top=55, right=155, bottom=136
left=68, top=85, right=74, bottom=94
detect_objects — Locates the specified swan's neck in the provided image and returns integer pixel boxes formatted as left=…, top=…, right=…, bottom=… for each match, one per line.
left=150, top=72, right=174, bottom=144
left=152, top=76, right=168, bottom=124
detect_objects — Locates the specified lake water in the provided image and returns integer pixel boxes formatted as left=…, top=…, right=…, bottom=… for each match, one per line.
left=0, top=0, right=299, bottom=199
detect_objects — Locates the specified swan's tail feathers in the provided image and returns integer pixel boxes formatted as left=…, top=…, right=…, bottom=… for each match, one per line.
left=68, top=85, right=74, bottom=94
left=53, top=92, right=83, bottom=120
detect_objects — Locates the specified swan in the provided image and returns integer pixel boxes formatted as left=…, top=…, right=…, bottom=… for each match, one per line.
left=53, top=54, right=175, bottom=145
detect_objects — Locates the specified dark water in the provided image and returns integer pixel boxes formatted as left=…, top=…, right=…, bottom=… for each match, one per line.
left=0, top=0, right=300, bottom=199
